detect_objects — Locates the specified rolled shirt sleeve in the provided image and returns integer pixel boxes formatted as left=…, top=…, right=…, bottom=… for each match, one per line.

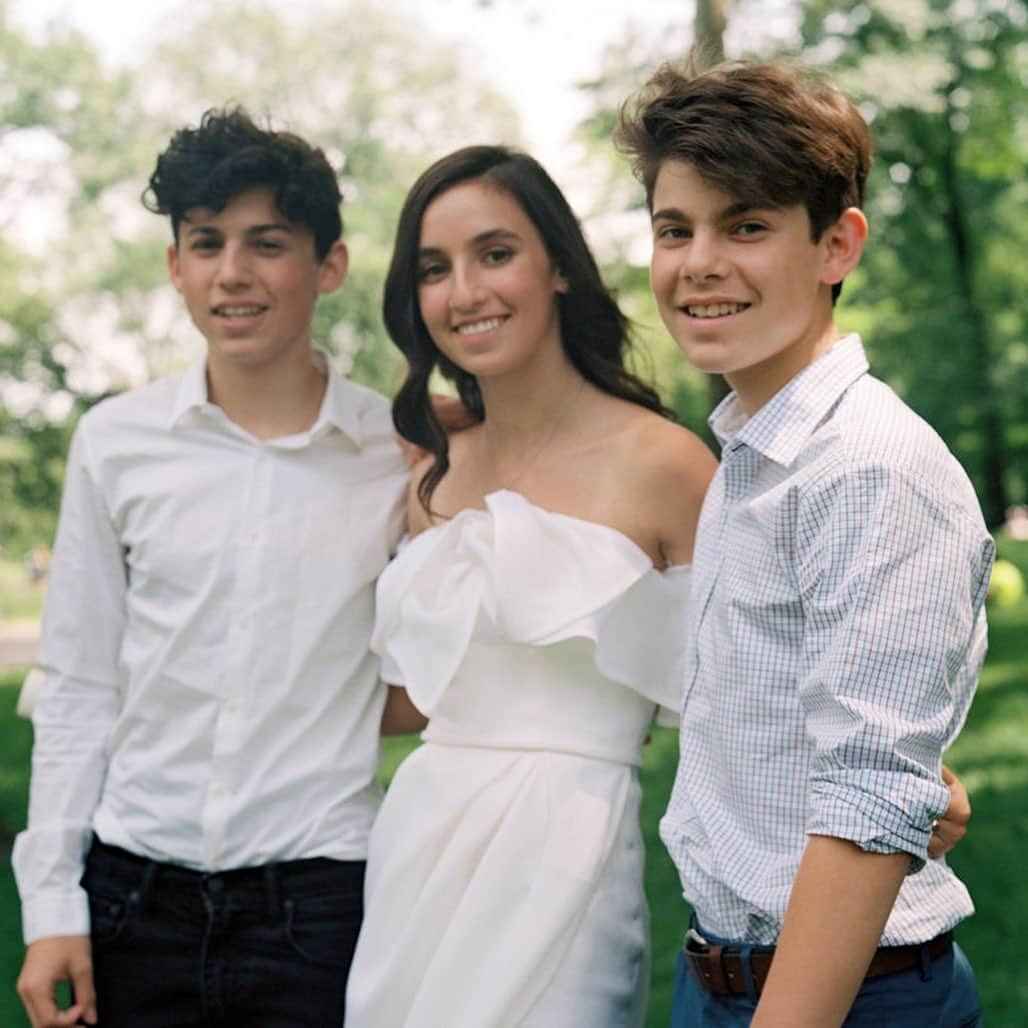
left=12, top=420, right=127, bottom=943
left=795, top=462, right=994, bottom=865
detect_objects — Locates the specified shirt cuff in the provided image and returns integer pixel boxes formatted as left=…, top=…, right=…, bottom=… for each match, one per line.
left=22, top=889, right=91, bottom=946
left=807, top=774, right=950, bottom=873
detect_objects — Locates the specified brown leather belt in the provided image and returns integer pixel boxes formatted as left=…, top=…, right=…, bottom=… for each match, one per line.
left=683, top=928, right=953, bottom=997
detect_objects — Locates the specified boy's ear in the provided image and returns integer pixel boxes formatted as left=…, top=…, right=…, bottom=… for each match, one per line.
left=317, top=241, right=349, bottom=295
left=819, top=207, right=868, bottom=287
left=167, top=243, right=183, bottom=293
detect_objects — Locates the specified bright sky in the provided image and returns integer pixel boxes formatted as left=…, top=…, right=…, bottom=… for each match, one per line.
left=8, top=0, right=798, bottom=173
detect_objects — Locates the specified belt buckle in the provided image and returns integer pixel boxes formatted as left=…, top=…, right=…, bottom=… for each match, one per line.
left=684, top=927, right=710, bottom=955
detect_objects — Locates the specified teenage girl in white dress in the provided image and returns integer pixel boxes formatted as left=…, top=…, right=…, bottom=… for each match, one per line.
left=344, top=145, right=716, bottom=1028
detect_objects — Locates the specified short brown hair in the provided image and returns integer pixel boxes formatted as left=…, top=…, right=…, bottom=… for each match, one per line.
left=615, top=61, right=872, bottom=241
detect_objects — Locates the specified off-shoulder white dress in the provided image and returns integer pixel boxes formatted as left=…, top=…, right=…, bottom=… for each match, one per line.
left=345, top=490, right=689, bottom=1028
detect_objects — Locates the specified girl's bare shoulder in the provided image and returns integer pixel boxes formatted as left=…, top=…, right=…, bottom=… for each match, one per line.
left=605, top=405, right=718, bottom=566
left=611, top=403, right=718, bottom=496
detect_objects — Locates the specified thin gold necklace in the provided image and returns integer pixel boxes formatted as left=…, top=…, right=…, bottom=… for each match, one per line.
left=487, top=376, right=586, bottom=490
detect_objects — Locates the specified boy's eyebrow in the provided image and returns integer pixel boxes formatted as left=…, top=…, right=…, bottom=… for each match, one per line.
left=651, top=206, right=686, bottom=224
left=182, top=222, right=293, bottom=238
left=651, top=201, right=767, bottom=224
left=417, top=227, right=521, bottom=257
left=247, top=223, right=294, bottom=235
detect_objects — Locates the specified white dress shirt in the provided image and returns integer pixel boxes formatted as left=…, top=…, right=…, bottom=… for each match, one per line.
left=13, top=354, right=408, bottom=944
left=661, top=335, right=994, bottom=946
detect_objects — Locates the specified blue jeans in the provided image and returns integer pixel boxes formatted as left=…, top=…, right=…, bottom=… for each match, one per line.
left=670, top=924, right=983, bottom=1027
left=82, top=837, right=364, bottom=1027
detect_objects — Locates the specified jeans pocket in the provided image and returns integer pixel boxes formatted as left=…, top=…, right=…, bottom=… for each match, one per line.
left=282, top=889, right=363, bottom=969
left=86, top=890, right=131, bottom=946
left=81, top=858, right=137, bottom=947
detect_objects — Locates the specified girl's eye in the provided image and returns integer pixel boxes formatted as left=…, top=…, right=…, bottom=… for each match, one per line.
left=417, top=262, right=447, bottom=283
left=482, top=247, right=513, bottom=265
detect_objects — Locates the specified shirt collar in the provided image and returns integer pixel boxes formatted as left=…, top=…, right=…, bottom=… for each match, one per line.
left=168, top=349, right=366, bottom=448
left=709, top=334, right=869, bottom=465
left=315, top=352, right=365, bottom=447
left=169, top=358, right=210, bottom=427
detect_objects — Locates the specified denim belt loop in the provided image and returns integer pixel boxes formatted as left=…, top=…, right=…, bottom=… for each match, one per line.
left=263, top=863, right=282, bottom=917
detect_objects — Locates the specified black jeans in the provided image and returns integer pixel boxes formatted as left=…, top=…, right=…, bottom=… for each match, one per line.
left=82, top=837, right=364, bottom=1028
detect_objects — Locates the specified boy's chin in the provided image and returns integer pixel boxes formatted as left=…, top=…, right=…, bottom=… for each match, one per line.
left=671, top=341, right=732, bottom=376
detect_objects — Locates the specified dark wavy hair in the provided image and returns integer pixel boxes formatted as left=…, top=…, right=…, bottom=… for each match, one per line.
left=143, top=106, right=342, bottom=260
left=385, top=145, right=673, bottom=511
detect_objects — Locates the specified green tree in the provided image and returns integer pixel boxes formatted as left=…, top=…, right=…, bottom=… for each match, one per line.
left=0, top=2, right=521, bottom=553
left=796, top=0, right=1028, bottom=526
left=0, top=17, right=150, bottom=552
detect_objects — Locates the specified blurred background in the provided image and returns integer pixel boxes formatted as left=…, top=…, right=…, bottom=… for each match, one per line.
left=1, top=0, right=1026, bottom=1023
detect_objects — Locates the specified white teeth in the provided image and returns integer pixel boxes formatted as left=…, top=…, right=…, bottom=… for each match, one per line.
left=216, top=305, right=264, bottom=317
left=456, top=317, right=504, bottom=335
left=686, top=302, right=747, bottom=318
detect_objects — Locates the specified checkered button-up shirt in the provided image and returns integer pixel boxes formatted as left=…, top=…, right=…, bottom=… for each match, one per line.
left=660, top=334, right=994, bottom=945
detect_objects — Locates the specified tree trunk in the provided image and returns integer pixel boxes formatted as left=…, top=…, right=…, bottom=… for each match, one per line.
left=938, top=95, right=1009, bottom=528
left=694, top=0, right=727, bottom=68
left=693, top=0, right=731, bottom=415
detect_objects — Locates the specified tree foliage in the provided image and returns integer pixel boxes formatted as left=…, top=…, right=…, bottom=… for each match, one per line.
left=797, top=0, right=1028, bottom=526
left=2, top=0, right=1023, bottom=553
left=0, top=2, right=519, bottom=554
left=572, top=0, right=1026, bottom=523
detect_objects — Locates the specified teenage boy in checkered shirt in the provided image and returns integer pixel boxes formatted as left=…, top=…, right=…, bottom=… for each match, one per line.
left=617, top=62, right=992, bottom=1026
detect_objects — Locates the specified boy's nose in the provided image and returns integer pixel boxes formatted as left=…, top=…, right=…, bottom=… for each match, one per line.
left=216, top=243, right=254, bottom=286
left=679, top=233, right=724, bottom=280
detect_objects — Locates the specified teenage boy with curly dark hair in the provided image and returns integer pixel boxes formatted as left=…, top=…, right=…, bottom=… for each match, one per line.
left=14, top=108, right=407, bottom=1028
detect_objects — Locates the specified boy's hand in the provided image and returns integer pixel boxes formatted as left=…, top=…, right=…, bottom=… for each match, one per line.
left=396, top=434, right=428, bottom=470
left=17, top=936, right=97, bottom=1028
left=396, top=394, right=476, bottom=469
left=928, top=764, right=971, bottom=860
left=430, top=393, right=475, bottom=434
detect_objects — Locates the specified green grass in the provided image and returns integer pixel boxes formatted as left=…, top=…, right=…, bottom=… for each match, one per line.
left=941, top=537, right=1028, bottom=1025
left=0, top=673, right=35, bottom=1028
left=3, top=538, right=1026, bottom=1025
